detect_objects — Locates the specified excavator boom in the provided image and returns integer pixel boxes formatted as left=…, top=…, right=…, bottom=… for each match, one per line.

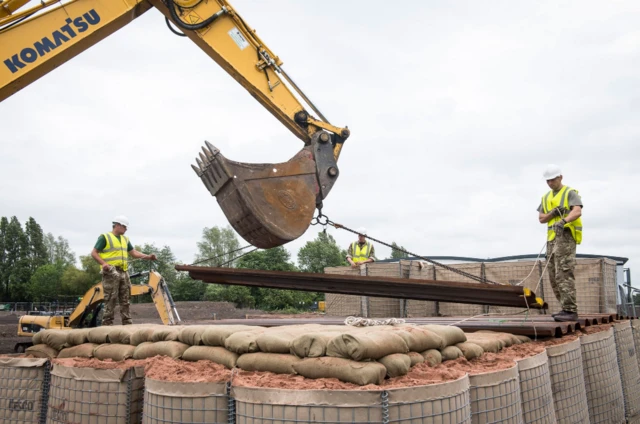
left=0, top=0, right=349, bottom=247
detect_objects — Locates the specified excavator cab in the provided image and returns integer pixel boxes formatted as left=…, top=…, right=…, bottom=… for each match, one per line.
left=192, top=131, right=345, bottom=248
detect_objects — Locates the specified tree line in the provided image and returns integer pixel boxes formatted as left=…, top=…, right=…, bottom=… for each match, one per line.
left=0, top=216, right=406, bottom=311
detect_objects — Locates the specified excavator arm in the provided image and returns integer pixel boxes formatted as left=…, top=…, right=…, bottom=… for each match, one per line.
left=67, top=270, right=180, bottom=327
left=0, top=0, right=349, bottom=247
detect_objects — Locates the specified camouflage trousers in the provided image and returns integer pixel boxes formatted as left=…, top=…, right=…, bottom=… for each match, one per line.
left=546, top=228, right=577, bottom=313
left=101, top=266, right=132, bottom=326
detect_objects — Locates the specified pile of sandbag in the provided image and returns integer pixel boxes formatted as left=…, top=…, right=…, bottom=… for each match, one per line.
left=28, top=324, right=530, bottom=386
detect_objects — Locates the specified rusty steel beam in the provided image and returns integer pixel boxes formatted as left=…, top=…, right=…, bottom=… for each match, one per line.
left=175, top=266, right=547, bottom=309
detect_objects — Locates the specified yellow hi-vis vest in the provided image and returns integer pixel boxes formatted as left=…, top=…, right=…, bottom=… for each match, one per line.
left=99, top=232, right=130, bottom=271
left=542, top=186, right=583, bottom=245
left=351, top=241, right=372, bottom=263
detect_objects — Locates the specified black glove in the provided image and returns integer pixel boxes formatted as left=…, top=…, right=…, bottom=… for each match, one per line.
left=553, top=219, right=567, bottom=234
left=551, top=207, right=567, bottom=217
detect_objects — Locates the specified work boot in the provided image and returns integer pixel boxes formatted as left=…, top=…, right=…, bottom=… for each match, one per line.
left=553, top=310, right=578, bottom=322
left=551, top=312, right=560, bottom=318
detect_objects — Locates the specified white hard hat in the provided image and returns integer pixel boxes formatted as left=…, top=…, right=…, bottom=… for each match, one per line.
left=543, top=164, right=562, bottom=180
left=356, top=227, right=367, bottom=236
left=113, top=215, right=129, bottom=227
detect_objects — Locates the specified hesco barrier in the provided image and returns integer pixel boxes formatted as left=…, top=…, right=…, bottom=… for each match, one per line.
left=516, top=351, right=557, bottom=423
left=47, top=364, right=144, bottom=424
left=232, top=375, right=472, bottom=423
left=143, top=378, right=230, bottom=424
left=632, top=320, right=640, bottom=371
left=468, top=364, right=523, bottom=424
left=407, top=261, right=437, bottom=317
left=613, top=321, right=640, bottom=421
left=545, top=339, right=589, bottom=424
left=580, top=328, right=625, bottom=424
left=0, top=357, right=50, bottom=424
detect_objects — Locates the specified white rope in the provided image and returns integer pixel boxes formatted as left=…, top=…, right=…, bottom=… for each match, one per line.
left=344, top=316, right=406, bottom=327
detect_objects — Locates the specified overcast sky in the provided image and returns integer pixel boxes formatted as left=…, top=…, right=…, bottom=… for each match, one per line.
left=1, top=1, right=638, bottom=279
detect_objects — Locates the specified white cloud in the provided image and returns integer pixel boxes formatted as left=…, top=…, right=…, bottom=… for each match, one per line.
left=1, top=0, right=638, bottom=282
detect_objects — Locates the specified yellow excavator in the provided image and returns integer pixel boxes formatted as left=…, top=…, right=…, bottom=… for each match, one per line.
left=0, top=0, right=349, bottom=248
left=15, top=270, right=181, bottom=352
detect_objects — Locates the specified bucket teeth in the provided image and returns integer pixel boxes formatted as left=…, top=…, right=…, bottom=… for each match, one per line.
left=204, top=140, right=219, bottom=155
left=199, top=152, right=209, bottom=165
left=191, top=164, right=202, bottom=176
left=202, top=146, right=214, bottom=159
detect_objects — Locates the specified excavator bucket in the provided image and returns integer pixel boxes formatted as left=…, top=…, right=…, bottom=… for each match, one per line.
left=192, top=133, right=339, bottom=248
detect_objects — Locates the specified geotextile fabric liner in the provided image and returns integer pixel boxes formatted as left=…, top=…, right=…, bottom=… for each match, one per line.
left=365, top=263, right=403, bottom=318
left=516, top=351, right=557, bottom=423
left=468, top=364, right=522, bottom=424
left=613, top=321, right=640, bottom=420
left=47, top=364, right=145, bottom=424
left=633, top=320, right=640, bottom=371
left=0, top=357, right=50, bottom=424
left=232, top=374, right=472, bottom=423
left=143, top=378, right=229, bottom=424
left=436, top=263, right=485, bottom=317
left=406, top=262, right=437, bottom=317
left=545, top=339, right=589, bottom=424
left=323, top=267, right=364, bottom=317
left=580, top=328, right=625, bottom=424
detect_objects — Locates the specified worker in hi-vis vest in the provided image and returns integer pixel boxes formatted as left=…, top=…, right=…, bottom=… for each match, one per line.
left=90, top=216, right=157, bottom=326
left=346, top=227, right=376, bottom=268
left=537, top=165, right=583, bottom=323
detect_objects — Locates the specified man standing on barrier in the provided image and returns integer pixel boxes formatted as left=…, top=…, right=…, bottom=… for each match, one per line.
left=537, top=165, right=583, bottom=322
left=91, top=216, right=156, bottom=326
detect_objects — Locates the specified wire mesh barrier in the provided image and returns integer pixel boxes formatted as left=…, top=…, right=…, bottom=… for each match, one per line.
left=324, top=257, right=619, bottom=318
left=468, top=364, right=523, bottom=424
left=633, top=320, right=640, bottom=372
left=143, top=379, right=229, bottom=424
left=545, top=339, right=589, bottom=424
left=232, top=375, right=472, bottom=424
left=516, top=351, right=556, bottom=424
left=0, top=358, right=50, bottom=424
left=47, top=364, right=144, bottom=424
left=612, top=321, right=640, bottom=422
left=580, top=328, right=625, bottom=424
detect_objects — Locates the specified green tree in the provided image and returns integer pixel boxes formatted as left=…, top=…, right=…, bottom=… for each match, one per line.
left=195, top=226, right=241, bottom=267
left=60, top=265, right=96, bottom=298
left=236, top=247, right=297, bottom=272
left=170, top=273, right=207, bottom=301
left=44, top=233, right=76, bottom=266
left=79, top=255, right=102, bottom=287
left=130, top=243, right=178, bottom=283
left=297, top=231, right=347, bottom=273
left=204, top=284, right=255, bottom=308
left=3, top=217, right=31, bottom=301
left=25, top=217, right=48, bottom=272
left=388, top=242, right=407, bottom=260
left=27, top=263, right=64, bottom=302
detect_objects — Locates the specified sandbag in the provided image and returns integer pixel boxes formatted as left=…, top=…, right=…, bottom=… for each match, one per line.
left=133, top=341, right=189, bottom=359
left=26, top=343, right=58, bottom=359
left=178, top=325, right=209, bottom=346
left=57, top=343, right=98, bottom=359
left=408, top=352, right=425, bottom=367
left=456, top=342, right=484, bottom=360
left=182, top=346, right=238, bottom=369
left=327, top=332, right=409, bottom=361
left=421, top=349, right=442, bottom=366
left=290, top=332, right=337, bottom=358
left=420, top=325, right=466, bottom=346
left=514, top=335, right=531, bottom=343
left=378, top=353, right=411, bottom=378
left=40, top=329, right=69, bottom=350
left=130, top=326, right=159, bottom=346
left=391, top=327, right=445, bottom=351
left=236, top=353, right=302, bottom=375
left=201, top=326, right=264, bottom=347
left=475, top=330, right=520, bottom=347
left=440, top=346, right=464, bottom=361
left=66, top=328, right=92, bottom=346
left=463, top=333, right=502, bottom=353
left=292, top=357, right=387, bottom=386
left=256, top=329, right=307, bottom=354
left=32, top=330, right=44, bottom=346
left=108, top=326, right=138, bottom=344
left=224, top=330, right=264, bottom=354
left=94, top=343, right=135, bottom=361
left=87, top=326, right=114, bottom=344
left=151, top=326, right=184, bottom=342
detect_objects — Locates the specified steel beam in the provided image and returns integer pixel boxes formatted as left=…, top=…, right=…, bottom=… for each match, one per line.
left=175, top=266, right=547, bottom=309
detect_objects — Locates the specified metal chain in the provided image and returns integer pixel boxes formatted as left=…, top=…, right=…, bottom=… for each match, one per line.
left=316, top=211, right=501, bottom=285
